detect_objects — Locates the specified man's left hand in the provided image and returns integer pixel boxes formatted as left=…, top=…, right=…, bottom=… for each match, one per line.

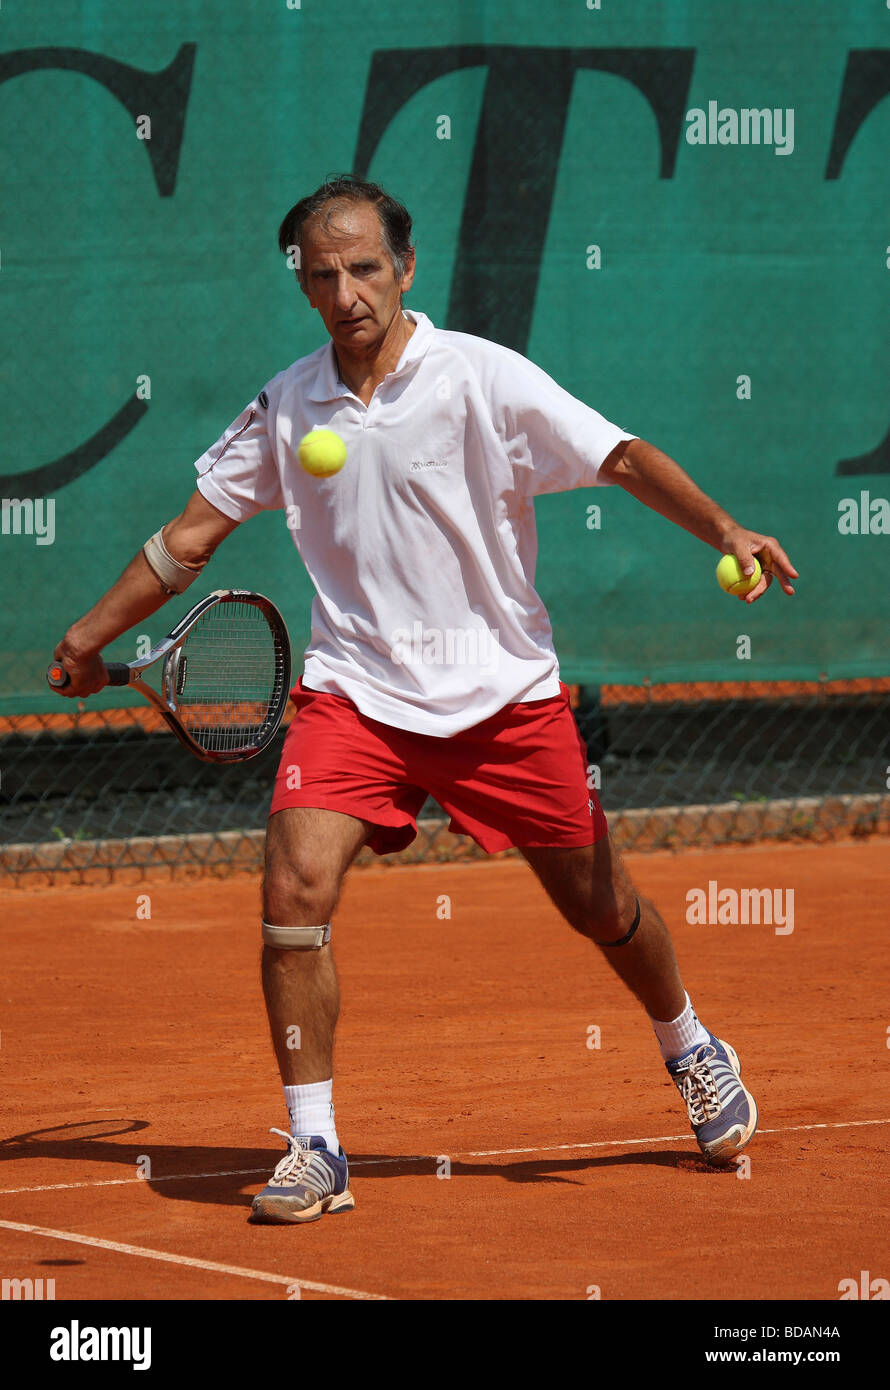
left=720, top=528, right=798, bottom=602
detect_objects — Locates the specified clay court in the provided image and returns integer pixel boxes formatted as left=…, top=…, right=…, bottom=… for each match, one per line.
left=1, top=837, right=887, bottom=1302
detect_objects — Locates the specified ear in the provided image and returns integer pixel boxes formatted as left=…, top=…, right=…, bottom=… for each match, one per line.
left=400, top=247, right=416, bottom=294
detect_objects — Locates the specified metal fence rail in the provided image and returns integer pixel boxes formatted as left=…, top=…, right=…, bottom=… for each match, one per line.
left=2, top=680, right=889, bottom=883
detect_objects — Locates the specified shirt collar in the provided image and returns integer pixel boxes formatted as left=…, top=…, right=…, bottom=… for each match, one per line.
left=306, top=309, right=434, bottom=402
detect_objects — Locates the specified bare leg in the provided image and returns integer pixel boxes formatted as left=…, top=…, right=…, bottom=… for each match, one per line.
left=521, top=835, right=686, bottom=1022
left=261, top=807, right=373, bottom=1085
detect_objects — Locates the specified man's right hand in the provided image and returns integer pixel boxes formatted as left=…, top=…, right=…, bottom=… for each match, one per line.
left=50, top=644, right=109, bottom=698
left=47, top=490, right=240, bottom=701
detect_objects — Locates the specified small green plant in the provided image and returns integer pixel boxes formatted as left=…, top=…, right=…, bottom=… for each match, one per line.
left=51, top=825, right=89, bottom=842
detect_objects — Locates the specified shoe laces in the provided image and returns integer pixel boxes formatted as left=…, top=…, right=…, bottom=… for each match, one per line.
left=267, top=1128, right=312, bottom=1187
left=677, top=1047, right=722, bottom=1124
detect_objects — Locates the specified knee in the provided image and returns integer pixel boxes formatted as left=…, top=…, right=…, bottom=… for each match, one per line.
left=263, top=847, right=340, bottom=925
left=583, top=881, right=639, bottom=944
left=584, top=897, right=624, bottom=942
left=589, top=893, right=642, bottom=946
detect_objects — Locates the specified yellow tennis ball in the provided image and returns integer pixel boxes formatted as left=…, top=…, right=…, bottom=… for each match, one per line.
left=716, top=554, right=762, bottom=597
left=298, top=429, right=347, bottom=477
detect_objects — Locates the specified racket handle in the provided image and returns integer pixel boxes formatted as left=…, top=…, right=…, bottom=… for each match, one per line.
left=46, top=662, right=70, bottom=690
left=46, top=660, right=132, bottom=690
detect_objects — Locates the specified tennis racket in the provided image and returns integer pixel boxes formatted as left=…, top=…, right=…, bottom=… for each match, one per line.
left=46, top=589, right=291, bottom=763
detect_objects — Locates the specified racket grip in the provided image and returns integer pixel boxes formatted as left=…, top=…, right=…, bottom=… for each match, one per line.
left=46, top=662, right=70, bottom=690
left=47, top=660, right=131, bottom=689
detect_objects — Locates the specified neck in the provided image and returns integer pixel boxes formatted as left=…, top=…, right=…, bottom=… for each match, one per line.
left=335, top=307, right=415, bottom=401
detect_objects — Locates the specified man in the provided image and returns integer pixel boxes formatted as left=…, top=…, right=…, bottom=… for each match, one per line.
left=52, top=174, right=797, bottom=1225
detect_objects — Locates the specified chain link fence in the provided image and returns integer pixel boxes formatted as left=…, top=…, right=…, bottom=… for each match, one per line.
left=2, top=678, right=888, bottom=884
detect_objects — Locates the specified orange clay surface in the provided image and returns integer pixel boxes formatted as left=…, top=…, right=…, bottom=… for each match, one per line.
left=1, top=839, right=888, bottom=1301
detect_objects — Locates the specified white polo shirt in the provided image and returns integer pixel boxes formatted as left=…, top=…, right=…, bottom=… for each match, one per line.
left=194, top=309, right=634, bottom=736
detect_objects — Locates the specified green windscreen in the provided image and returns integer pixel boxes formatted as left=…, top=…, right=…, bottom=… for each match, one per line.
left=2, top=0, right=888, bottom=712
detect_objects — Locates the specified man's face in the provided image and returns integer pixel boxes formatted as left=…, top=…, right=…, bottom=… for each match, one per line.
left=301, top=201, right=415, bottom=355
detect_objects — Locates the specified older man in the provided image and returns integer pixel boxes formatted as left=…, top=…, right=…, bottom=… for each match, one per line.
left=53, top=174, right=797, bottom=1224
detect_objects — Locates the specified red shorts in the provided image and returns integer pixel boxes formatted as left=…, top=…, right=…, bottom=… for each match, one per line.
left=269, top=679, right=609, bottom=856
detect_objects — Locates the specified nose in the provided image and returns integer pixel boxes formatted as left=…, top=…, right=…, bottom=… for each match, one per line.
left=334, top=274, right=358, bottom=312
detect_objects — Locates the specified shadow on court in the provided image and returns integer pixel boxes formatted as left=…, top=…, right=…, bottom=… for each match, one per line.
left=0, top=1118, right=723, bottom=1208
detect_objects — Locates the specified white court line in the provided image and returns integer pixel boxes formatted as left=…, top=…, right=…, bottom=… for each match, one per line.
left=460, top=1116, right=890, bottom=1159
left=0, top=1219, right=389, bottom=1301
left=0, top=1166, right=271, bottom=1196
left=0, top=1117, right=887, bottom=1196
left=0, top=1155, right=421, bottom=1196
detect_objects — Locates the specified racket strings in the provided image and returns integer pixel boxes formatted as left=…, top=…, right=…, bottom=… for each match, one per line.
left=173, top=600, right=287, bottom=753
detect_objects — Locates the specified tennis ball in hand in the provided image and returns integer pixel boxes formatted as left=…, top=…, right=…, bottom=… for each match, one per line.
left=716, top=554, right=762, bottom=597
left=298, top=429, right=347, bottom=477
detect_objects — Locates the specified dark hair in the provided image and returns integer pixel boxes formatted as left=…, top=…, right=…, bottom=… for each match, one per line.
left=277, top=174, right=414, bottom=289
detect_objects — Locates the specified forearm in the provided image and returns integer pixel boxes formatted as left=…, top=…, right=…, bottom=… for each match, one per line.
left=601, top=436, right=798, bottom=600
left=56, top=491, right=238, bottom=665
left=604, top=438, right=738, bottom=551
left=57, top=550, right=176, bottom=664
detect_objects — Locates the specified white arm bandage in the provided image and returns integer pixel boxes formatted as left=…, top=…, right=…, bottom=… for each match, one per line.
left=143, top=529, right=205, bottom=595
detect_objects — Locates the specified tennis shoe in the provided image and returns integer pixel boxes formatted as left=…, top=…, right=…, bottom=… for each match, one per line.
left=249, top=1130, right=355, bottom=1224
left=667, top=1033, right=758, bottom=1165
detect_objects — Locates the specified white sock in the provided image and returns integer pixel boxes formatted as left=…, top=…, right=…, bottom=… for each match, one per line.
left=283, top=1080, right=339, bottom=1154
left=651, top=993, right=710, bottom=1061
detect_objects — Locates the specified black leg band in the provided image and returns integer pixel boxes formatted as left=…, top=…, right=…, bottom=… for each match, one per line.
left=595, top=897, right=641, bottom=948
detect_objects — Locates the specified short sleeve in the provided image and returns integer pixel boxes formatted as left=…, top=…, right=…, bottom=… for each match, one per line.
left=193, top=396, right=283, bottom=521
left=492, top=349, right=636, bottom=495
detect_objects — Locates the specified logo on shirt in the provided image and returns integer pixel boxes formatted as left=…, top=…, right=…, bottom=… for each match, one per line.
left=409, top=459, right=447, bottom=471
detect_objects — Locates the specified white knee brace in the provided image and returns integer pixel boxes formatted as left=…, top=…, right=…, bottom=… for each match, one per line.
left=262, top=921, right=331, bottom=949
